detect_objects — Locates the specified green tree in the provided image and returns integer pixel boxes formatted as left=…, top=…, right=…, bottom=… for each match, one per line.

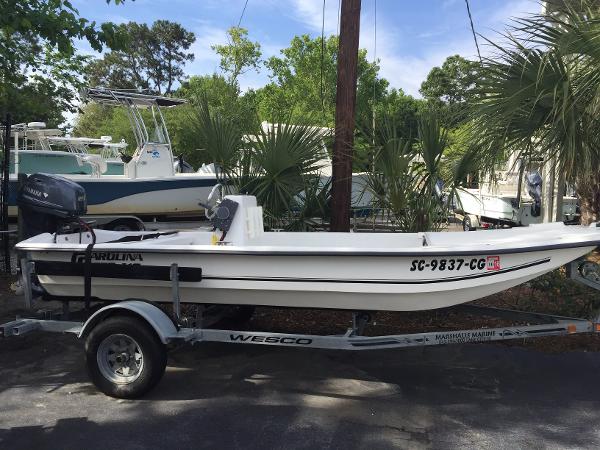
left=177, top=74, right=259, bottom=134
left=0, top=0, right=128, bottom=125
left=190, top=97, right=329, bottom=230
left=256, top=34, right=403, bottom=172
left=373, top=88, right=423, bottom=140
left=174, top=74, right=259, bottom=167
left=212, top=27, right=262, bottom=85
left=74, top=75, right=260, bottom=168
left=468, top=2, right=600, bottom=223
left=420, top=55, right=479, bottom=128
left=364, top=111, right=449, bottom=232
left=73, top=104, right=136, bottom=147
left=78, top=29, right=261, bottom=167
left=354, top=88, right=424, bottom=172
left=86, top=20, right=195, bottom=94
left=0, top=77, right=77, bottom=127
left=256, top=35, right=388, bottom=128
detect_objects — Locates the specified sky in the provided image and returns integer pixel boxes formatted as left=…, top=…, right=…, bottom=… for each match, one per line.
left=72, top=0, right=542, bottom=98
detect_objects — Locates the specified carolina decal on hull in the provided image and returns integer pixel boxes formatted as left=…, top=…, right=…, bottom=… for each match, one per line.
left=71, top=252, right=143, bottom=263
left=35, top=261, right=203, bottom=282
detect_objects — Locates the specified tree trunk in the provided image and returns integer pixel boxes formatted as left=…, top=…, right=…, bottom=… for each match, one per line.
left=330, top=0, right=361, bottom=232
left=578, top=172, right=600, bottom=225
left=553, top=169, right=565, bottom=222
left=542, top=156, right=556, bottom=223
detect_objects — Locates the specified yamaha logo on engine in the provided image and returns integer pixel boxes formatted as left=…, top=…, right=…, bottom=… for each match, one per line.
left=24, top=186, right=47, bottom=198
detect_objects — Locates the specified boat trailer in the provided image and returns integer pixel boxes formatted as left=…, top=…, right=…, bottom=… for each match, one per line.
left=1, top=259, right=600, bottom=398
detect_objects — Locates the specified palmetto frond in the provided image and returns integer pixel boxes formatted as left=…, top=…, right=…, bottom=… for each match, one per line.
left=242, top=122, right=329, bottom=228
left=471, top=2, right=600, bottom=184
left=188, top=95, right=244, bottom=185
left=363, top=111, right=449, bottom=232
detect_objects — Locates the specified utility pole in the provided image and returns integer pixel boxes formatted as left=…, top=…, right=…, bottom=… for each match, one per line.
left=330, top=0, right=361, bottom=232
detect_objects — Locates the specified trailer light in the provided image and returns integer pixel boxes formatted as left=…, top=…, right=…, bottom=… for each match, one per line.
left=595, top=324, right=600, bottom=333
left=567, top=324, right=577, bottom=334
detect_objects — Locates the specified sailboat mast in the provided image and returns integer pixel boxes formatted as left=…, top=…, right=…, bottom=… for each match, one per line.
left=330, top=0, right=361, bottom=232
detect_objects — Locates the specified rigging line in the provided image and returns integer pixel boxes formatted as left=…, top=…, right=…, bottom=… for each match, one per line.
left=237, top=0, right=250, bottom=27
left=337, top=0, right=341, bottom=36
left=371, top=0, right=378, bottom=230
left=372, top=0, right=377, bottom=138
left=464, top=0, right=482, bottom=63
left=320, top=0, right=326, bottom=119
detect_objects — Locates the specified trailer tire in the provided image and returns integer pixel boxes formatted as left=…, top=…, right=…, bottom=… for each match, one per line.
left=85, top=316, right=167, bottom=399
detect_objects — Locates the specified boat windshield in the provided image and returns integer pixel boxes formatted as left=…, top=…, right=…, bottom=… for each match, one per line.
left=146, top=105, right=169, bottom=144
left=82, top=88, right=185, bottom=150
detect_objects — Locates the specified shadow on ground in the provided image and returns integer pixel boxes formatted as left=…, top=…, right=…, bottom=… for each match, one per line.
left=1, top=331, right=600, bottom=449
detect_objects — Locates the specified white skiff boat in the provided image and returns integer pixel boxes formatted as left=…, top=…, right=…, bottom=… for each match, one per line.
left=16, top=194, right=600, bottom=312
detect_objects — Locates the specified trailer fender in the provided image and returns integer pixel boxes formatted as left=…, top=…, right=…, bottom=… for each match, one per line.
left=79, top=301, right=178, bottom=344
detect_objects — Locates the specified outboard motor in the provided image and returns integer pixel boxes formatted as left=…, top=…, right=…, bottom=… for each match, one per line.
left=174, top=154, right=195, bottom=173
left=17, top=173, right=87, bottom=239
left=526, top=171, right=543, bottom=217
left=17, top=174, right=95, bottom=307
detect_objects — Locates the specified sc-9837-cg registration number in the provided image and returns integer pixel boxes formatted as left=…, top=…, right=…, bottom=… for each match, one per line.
left=410, top=256, right=501, bottom=272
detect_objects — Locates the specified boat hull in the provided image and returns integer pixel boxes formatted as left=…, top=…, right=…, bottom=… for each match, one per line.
left=455, top=188, right=578, bottom=226
left=28, top=245, right=593, bottom=311
left=8, top=175, right=217, bottom=217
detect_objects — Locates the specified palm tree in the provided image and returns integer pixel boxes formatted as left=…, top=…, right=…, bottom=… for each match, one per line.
left=242, top=122, right=329, bottom=229
left=188, top=96, right=243, bottom=184
left=469, top=1, right=600, bottom=224
left=364, top=111, right=449, bottom=232
left=191, top=99, right=330, bottom=229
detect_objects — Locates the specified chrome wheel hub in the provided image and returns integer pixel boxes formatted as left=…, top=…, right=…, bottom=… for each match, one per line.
left=97, top=334, right=144, bottom=384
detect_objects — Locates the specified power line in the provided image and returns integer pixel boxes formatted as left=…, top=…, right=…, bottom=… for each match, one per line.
left=372, top=0, right=377, bottom=129
left=337, top=0, right=341, bottom=35
left=237, top=0, right=249, bottom=27
left=464, top=0, right=482, bottom=63
left=320, top=0, right=326, bottom=118
left=371, top=0, right=377, bottom=229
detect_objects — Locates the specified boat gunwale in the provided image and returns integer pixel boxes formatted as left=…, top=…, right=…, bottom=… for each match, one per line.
left=16, top=240, right=600, bottom=257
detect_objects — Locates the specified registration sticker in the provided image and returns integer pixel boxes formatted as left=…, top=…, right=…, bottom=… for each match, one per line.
left=486, top=256, right=501, bottom=271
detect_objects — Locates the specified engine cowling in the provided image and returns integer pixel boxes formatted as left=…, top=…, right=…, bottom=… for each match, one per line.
left=17, top=173, right=87, bottom=238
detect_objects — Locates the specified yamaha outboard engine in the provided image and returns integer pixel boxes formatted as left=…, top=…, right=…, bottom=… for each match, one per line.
left=17, top=174, right=94, bottom=306
left=174, top=154, right=195, bottom=173
left=526, top=171, right=543, bottom=218
left=17, top=173, right=87, bottom=239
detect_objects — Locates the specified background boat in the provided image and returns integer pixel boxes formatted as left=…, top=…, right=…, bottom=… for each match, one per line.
left=4, top=89, right=218, bottom=219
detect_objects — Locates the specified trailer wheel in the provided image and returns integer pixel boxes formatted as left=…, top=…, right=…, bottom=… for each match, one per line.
left=85, top=316, right=167, bottom=399
left=463, top=215, right=475, bottom=231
